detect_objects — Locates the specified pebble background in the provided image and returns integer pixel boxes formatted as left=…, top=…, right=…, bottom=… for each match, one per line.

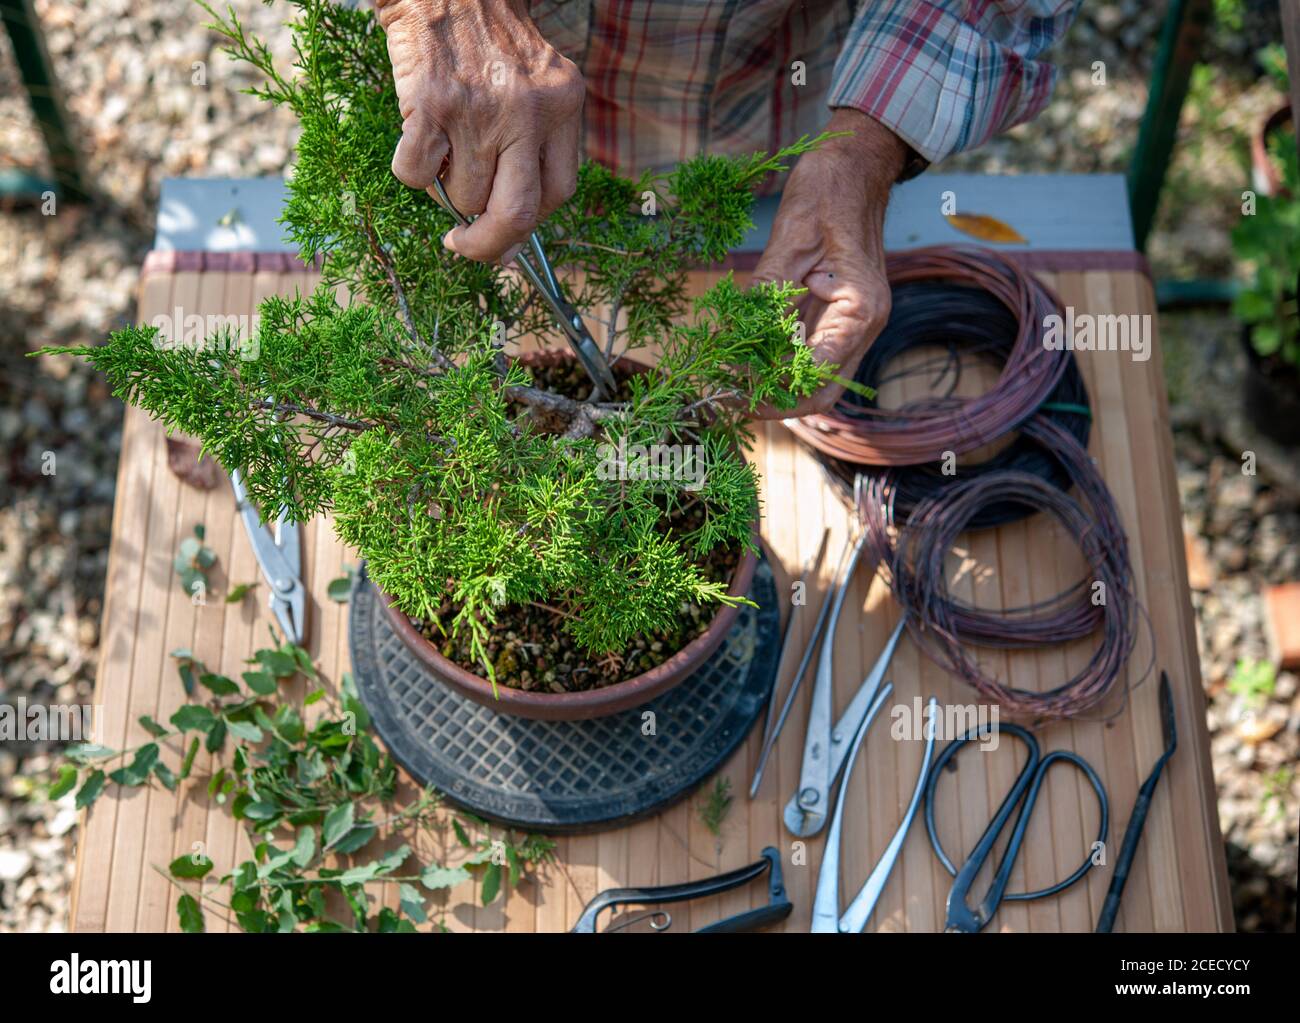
left=0, top=0, right=1295, bottom=932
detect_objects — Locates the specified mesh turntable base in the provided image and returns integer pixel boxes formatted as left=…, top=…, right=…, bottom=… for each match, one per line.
left=348, top=558, right=779, bottom=834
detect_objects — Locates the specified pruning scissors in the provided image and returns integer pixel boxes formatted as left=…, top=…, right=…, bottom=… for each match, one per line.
left=924, top=722, right=1109, bottom=933
left=230, top=470, right=307, bottom=645
left=429, top=177, right=618, bottom=399
left=812, top=689, right=938, bottom=932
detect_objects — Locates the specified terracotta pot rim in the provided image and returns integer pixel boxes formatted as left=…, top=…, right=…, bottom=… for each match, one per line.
left=380, top=527, right=759, bottom=719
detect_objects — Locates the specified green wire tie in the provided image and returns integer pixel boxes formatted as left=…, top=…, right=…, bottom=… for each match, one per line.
left=1039, top=401, right=1092, bottom=418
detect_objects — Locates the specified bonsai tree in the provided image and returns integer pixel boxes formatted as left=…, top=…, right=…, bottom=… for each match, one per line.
left=42, top=0, right=846, bottom=688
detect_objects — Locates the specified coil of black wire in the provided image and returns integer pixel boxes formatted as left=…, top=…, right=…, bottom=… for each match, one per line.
left=784, top=246, right=1143, bottom=719
left=816, top=277, right=1092, bottom=529
left=787, top=247, right=1072, bottom=468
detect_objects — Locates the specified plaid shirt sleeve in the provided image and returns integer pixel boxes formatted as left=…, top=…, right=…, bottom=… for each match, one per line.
left=827, top=0, right=1082, bottom=166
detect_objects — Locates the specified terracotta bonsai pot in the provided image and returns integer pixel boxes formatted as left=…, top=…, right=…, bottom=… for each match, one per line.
left=381, top=540, right=757, bottom=721
left=379, top=347, right=759, bottom=720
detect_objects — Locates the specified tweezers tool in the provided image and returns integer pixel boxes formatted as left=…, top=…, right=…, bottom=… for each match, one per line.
left=230, top=470, right=306, bottom=645
left=812, top=691, right=938, bottom=933
left=429, top=177, right=618, bottom=398
left=570, top=847, right=792, bottom=933
left=1095, top=671, right=1177, bottom=932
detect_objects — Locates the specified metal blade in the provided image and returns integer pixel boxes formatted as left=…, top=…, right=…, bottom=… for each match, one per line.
left=231, top=471, right=307, bottom=644
left=839, top=696, right=938, bottom=932
left=231, top=472, right=299, bottom=588
left=430, top=178, right=617, bottom=396
left=511, top=251, right=618, bottom=396
left=275, top=513, right=301, bottom=580
left=749, top=528, right=831, bottom=798
left=787, top=532, right=868, bottom=835
left=783, top=616, right=906, bottom=837
left=810, top=682, right=893, bottom=933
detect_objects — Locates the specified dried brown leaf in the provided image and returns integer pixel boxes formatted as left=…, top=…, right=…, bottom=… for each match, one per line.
left=166, top=437, right=221, bottom=491
left=944, top=212, right=1028, bottom=244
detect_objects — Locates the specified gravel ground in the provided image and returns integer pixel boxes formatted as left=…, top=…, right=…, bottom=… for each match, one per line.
left=1, top=0, right=1295, bottom=932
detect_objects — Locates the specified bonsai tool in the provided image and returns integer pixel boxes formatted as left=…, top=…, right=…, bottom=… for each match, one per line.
left=429, top=177, right=619, bottom=399
left=570, top=847, right=791, bottom=933
left=812, top=689, right=938, bottom=933
left=1095, top=670, right=1177, bottom=932
left=749, top=528, right=832, bottom=797
left=924, top=722, right=1109, bottom=933
left=230, top=470, right=306, bottom=645
left=783, top=601, right=907, bottom=838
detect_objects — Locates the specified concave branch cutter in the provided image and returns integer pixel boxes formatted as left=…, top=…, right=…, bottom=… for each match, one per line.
left=230, top=470, right=306, bottom=645
left=812, top=690, right=938, bottom=933
left=782, top=530, right=907, bottom=838
left=429, top=177, right=618, bottom=399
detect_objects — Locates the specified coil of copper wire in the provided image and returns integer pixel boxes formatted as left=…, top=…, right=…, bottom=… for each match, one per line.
left=815, top=276, right=1092, bottom=530
left=859, top=416, right=1140, bottom=720
left=787, top=246, right=1069, bottom=466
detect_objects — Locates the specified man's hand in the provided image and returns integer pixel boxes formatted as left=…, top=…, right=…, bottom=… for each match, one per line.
left=376, top=0, right=585, bottom=264
left=750, top=109, right=907, bottom=419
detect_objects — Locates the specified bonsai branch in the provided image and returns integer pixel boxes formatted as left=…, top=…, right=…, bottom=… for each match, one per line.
left=364, top=224, right=453, bottom=372
left=251, top=398, right=370, bottom=432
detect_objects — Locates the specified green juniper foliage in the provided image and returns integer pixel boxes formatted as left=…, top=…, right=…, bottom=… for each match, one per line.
left=41, top=0, right=838, bottom=681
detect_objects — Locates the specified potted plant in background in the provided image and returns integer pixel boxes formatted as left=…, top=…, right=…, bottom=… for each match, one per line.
left=1233, top=122, right=1300, bottom=447
left=1249, top=44, right=1292, bottom=198
left=41, top=0, right=845, bottom=719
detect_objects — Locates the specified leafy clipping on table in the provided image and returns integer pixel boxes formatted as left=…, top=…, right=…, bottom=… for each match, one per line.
left=51, top=631, right=555, bottom=932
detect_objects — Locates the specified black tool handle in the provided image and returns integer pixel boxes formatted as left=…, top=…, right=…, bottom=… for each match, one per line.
left=697, top=902, right=793, bottom=934
left=571, top=847, right=788, bottom=933
left=1095, top=784, right=1155, bottom=933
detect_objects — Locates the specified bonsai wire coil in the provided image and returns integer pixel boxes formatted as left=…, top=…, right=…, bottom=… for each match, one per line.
left=786, top=246, right=1070, bottom=466
left=862, top=419, right=1142, bottom=720
left=814, top=277, right=1092, bottom=530
left=348, top=557, right=780, bottom=833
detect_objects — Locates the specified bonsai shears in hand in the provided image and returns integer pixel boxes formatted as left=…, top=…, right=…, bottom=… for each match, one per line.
left=429, top=176, right=618, bottom=399
left=812, top=689, right=938, bottom=933
left=230, top=470, right=307, bottom=645
left=924, top=722, right=1109, bottom=933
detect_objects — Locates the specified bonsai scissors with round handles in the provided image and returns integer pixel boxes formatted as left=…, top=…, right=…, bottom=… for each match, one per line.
left=812, top=690, right=939, bottom=933
left=924, top=722, right=1109, bottom=933
left=429, top=177, right=618, bottom=399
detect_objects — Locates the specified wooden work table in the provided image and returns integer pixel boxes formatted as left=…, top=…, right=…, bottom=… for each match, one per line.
left=67, top=175, right=1233, bottom=930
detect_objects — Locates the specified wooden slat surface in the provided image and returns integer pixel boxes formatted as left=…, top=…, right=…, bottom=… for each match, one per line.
left=70, top=261, right=1232, bottom=933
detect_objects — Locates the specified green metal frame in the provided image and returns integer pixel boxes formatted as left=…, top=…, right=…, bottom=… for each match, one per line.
left=1127, top=0, right=1214, bottom=255
left=1, top=0, right=89, bottom=202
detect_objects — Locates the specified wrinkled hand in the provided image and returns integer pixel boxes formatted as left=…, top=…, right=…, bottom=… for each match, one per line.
left=377, top=0, right=585, bottom=263
left=750, top=109, right=907, bottom=419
